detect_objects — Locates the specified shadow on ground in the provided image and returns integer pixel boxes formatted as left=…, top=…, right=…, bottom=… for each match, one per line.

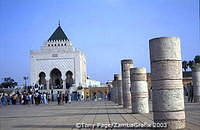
left=13, top=125, right=75, bottom=128
left=1, top=112, right=136, bottom=119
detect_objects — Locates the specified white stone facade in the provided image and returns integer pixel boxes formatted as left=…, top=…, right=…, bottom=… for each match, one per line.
left=30, top=26, right=87, bottom=92
left=86, top=79, right=101, bottom=88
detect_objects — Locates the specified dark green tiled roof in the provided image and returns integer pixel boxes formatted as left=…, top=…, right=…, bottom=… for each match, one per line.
left=48, top=26, right=69, bottom=41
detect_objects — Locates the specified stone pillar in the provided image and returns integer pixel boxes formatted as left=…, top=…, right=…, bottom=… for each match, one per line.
left=149, top=37, right=185, bottom=129
left=63, top=80, right=66, bottom=90
left=192, top=64, right=200, bottom=102
left=116, top=75, right=123, bottom=105
left=112, top=79, right=117, bottom=103
left=130, top=67, right=149, bottom=113
left=121, top=59, right=133, bottom=108
left=62, top=75, right=66, bottom=91
left=46, top=76, right=50, bottom=91
left=110, top=86, right=114, bottom=102
left=113, top=74, right=121, bottom=104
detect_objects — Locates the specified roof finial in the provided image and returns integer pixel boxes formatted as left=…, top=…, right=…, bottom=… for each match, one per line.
left=58, top=20, right=60, bottom=26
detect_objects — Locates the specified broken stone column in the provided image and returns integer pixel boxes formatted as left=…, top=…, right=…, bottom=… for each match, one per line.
left=192, top=64, right=200, bottom=102
left=116, top=75, right=123, bottom=105
left=114, top=74, right=123, bottom=105
left=149, top=37, right=185, bottom=129
left=112, top=75, right=118, bottom=103
left=121, top=59, right=133, bottom=108
left=110, top=86, right=114, bottom=102
left=130, top=67, right=149, bottom=114
left=112, top=75, right=119, bottom=103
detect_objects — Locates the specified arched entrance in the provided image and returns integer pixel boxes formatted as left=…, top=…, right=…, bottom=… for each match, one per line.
left=38, top=72, right=47, bottom=89
left=50, top=68, right=63, bottom=89
left=65, top=71, right=74, bottom=89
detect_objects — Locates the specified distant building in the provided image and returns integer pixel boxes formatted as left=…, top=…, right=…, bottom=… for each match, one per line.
left=30, top=24, right=87, bottom=94
left=86, top=79, right=101, bottom=88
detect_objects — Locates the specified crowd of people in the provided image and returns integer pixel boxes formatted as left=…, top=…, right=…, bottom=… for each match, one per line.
left=57, top=91, right=71, bottom=105
left=0, top=90, right=85, bottom=106
left=0, top=91, right=52, bottom=105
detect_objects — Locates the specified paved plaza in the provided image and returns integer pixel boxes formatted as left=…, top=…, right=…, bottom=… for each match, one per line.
left=0, top=101, right=199, bottom=130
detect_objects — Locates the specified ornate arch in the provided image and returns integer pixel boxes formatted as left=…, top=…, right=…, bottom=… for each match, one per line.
left=49, top=68, right=63, bottom=89
left=65, top=70, right=74, bottom=89
left=38, top=72, right=47, bottom=89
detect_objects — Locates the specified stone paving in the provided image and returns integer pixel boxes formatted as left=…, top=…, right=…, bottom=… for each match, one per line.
left=0, top=101, right=199, bottom=130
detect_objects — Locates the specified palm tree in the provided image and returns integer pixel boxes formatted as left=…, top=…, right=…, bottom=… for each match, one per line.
left=182, top=61, right=188, bottom=72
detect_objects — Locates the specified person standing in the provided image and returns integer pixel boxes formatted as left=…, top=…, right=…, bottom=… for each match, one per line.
left=38, top=93, right=42, bottom=104
left=28, top=93, right=32, bottom=105
left=65, top=93, right=69, bottom=103
left=77, top=93, right=80, bottom=101
left=57, top=91, right=60, bottom=105
left=32, top=93, right=35, bottom=104
left=22, top=93, right=26, bottom=105
left=0, top=94, right=2, bottom=104
left=188, top=83, right=194, bottom=103
left=12, top=94, right=17, bottom=105
left=34, top=91, right=39, bottom=105
left=43, top=92, right=47, bottom=104
left=47, top=93, right=51, bottom=104
left=68, top=93, right=71, bottom=104
left=7, top=94, right=11, bottom=105
left=20, top=93, right=23, bottom=104
left=61, top=92, right=64, bottom=105
left=1, top=93, right=7, bottom=105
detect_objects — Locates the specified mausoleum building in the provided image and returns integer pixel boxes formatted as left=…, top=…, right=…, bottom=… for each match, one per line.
left=30, top=24, right=87, bottom=94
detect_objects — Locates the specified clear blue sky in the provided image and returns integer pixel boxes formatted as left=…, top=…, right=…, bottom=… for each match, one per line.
left=0, top=0, right=199, bottom=85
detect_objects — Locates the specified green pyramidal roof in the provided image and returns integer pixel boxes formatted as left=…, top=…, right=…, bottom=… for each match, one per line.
left=48, top=25, right=69, bottom=41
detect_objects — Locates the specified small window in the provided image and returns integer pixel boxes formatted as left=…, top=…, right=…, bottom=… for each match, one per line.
left=55, top=44, right=56, bottom=46
left=64, top=44, right=66, bottom=46
left=58, top=44, right=60, bottom=46
left=48, top=44, right=50, bottom=46
left=51, top=44, right=53, bottom=46
left=61, top=44, right=63, bottom=46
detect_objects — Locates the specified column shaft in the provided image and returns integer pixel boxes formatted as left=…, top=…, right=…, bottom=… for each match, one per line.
left=149, top=37, right=185, bottom=129
left=130, top=67, right=149, bottom=113
left=121, top=59, right=133, bottom=108
left=192, top=64, right=200, bottom=102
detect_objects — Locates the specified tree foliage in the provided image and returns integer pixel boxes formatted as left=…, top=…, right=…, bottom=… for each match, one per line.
left=194, top=55, right=200, bottom=64
left=182, top=55, right=199, bottom=71
left=187, top=60, right=195, bottom=70
left=182, top=61, right=188, bottom=71
left=0, top=77, right=17, bottom=88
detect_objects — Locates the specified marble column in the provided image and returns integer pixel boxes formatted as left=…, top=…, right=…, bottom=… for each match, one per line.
left=149, top=37, right=185, bottom=129
left=192, top=64, right=200, bottom=102
left=116, top=74, right=123, bottom=105
left=62, top=75, right=66, bottom=91
left=63, top=80, right=66, bottom=90
left=113, top=74, right=121, bottom=104
left=130, top=67, right=149, bottom=114
left=111, top=80, right=117, bottom=103
left=121, top=59, right=133, bottom=108
left=46, top=76, right=50, bottom=91
left=110, top=86, right=114, bottom=102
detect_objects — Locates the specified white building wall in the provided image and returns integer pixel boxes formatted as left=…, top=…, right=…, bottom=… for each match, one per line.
left=30, top=40, right=87, bottom=91
left=86, top=79, right=101, bottom=88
